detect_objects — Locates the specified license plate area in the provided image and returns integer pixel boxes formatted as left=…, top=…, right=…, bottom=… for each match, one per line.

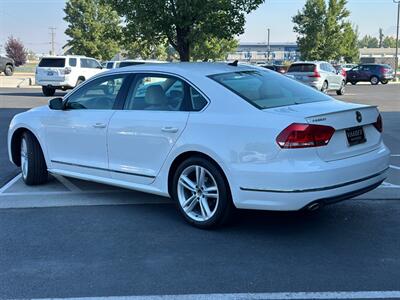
left=346, top=126, right=366, bottom=146
left=47, top=71, right=54, bottom=76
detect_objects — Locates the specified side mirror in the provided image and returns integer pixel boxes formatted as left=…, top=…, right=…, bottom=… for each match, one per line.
left=48, top=97, right=64, bottom=110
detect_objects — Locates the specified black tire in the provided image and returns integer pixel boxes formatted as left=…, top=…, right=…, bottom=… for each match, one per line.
left=381, top=79, right=389, bottom=85
left=351, top=81, right=357, bottom=85
left=42, top=86, right=56, bottom=96
left=336, top=81, right=346, bottom=96
left=20, top=132, right=48, bottom=185
left=171, top=156, right=234, bottom=229
left=76, top=78, right=84, bottom=86
left=4, top=65, right=14, bottom=76
left=370, top=76, right=379, bottom=85
left=321, top=81, right=328, bottom=94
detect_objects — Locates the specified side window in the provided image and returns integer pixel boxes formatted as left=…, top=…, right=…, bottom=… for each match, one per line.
left=81, top=59, right=88, bottom=68
left=125, top=75, right=186, bottom=111
left=106, top=62, right=114, bottom=69
left=88, top=59, right=101, bottom=69
left=69, top=58, right=77, bottom=67
left=190, top=87, right=208, bottom=111
left=65, top=75, right=127, bottom=110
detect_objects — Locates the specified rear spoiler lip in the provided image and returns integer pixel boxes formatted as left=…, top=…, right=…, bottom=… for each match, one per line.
left=306, top=104, right=378, bottom=119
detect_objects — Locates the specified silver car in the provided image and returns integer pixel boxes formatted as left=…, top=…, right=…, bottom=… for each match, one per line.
left=286, top=61, right=346, bottom=95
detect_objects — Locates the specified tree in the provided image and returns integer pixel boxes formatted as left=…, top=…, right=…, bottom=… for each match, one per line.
left=293, top=0, right=358, bottom=62
left=5, top=36, right=27, bottom=66
left=382, top=36, right=399, bottom=48
left=123, top=38, right=169, bottom=60
left=109, top=0, right=264, bottom=61
left=191, top=38, right=238, bottom=61
left=358, top=35, right=379, bottom=48
left=64, top=0, right=122, bottom=60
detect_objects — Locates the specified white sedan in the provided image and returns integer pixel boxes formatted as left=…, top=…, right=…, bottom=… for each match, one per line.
left=8, top=63, right=390, bottom=228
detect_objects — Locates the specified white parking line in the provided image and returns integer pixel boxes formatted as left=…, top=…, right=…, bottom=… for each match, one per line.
left=52, top=174, right=82, bottom=192
left=9, top=290, right=400, bottom=300
left=0, top=174, right=21, bottom=194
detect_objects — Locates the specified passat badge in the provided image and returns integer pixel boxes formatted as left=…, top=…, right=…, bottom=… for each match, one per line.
left=356, top=111, right=362, bottom=123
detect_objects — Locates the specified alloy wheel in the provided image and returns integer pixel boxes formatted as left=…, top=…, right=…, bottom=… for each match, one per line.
left=177, top=165, right=219, bottom=222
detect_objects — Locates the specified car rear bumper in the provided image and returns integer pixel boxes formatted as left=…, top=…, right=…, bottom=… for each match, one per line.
left=35, top=77, right=74, bottom=88
left=232, top=143, right=390, bottom=211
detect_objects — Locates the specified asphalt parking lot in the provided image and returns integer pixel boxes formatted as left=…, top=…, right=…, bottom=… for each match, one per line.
left=0, top=85, right=399, bottom=299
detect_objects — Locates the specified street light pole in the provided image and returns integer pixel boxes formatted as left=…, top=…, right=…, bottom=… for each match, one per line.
left=394, top=0, right=400, bottom=81
left=267, top=28, right=270, bottom=63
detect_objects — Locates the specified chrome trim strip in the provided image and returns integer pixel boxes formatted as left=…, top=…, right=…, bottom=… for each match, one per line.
left=240, top=168, right=389, bottom=193
left=51, top=160, right=155, bottom=179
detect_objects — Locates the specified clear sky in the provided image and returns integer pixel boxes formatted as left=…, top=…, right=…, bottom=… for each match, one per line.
left=0, top=0, right=399, bottom=55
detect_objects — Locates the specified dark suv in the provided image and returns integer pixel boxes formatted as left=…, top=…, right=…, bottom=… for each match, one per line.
left=0, top=56, right=15, bottom=76
left=346, top=64, right=394, bottom=85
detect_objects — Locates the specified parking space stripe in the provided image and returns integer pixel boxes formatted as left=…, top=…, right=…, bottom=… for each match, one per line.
left=8, top=290, right=400, bottom=300
left=52, top=174, right=82, bottom=192
left=0, top=174, right=21, bottom=194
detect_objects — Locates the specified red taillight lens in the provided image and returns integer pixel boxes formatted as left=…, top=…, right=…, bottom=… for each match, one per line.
left=308, top=68, right=321, bottom=78
left=276, top=123, right=335, bottom=149
left=373, top=114, right=383, bottom=133
left=342, top=69, right=347, bottom=77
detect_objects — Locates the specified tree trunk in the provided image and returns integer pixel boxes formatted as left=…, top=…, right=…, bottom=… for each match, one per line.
left=176, top=27, right=190, bottom=61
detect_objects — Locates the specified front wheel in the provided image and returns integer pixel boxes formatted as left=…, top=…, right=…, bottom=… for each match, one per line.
left=336, top=81, right=346, bottom=95
left=42, top=86, right=56, bottom=96
left=4, top=65, right=14, bottom=76
left=20, top=132, right=48, bottom=185
left=171, top=157, right=233, bottom=229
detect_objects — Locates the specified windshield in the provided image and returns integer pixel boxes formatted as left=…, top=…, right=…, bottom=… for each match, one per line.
left=209, top=70, right=331, bottom=109
left=38, top=58, right=65, bottom=68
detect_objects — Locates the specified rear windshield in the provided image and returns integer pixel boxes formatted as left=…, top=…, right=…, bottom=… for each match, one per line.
left=119, top=61, right=145, bottom=68
left=38, top=58, right=65, bottom=68
left=209, top=70, right=330, bottom=109
left=288, top=63, right=315, bottom=73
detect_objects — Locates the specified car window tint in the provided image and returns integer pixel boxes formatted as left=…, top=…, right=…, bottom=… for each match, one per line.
left=69, top=58, right=77, bottom=67
left=288, top=63, right=315, bottom=72
left=125, top=75, right=186, bottom=111
left=38, top=58, right=65, bottom=68
left=65, top=75, right=127, bottom=110
left=190, top=87, right=208, bottom=111
left=210, top=70, right=331, bottom=109
left=106, top=62, right=114, bottom=69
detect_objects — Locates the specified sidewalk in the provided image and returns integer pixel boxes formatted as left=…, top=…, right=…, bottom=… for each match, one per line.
left=0, top=73, right=38, bottom=88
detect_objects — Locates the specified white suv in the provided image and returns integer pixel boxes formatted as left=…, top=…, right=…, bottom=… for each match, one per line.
left=35, top=55, right=104, bottom=96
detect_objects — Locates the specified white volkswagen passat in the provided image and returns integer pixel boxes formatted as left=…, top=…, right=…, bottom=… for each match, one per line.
left=8, top=63, right=390, bottom=228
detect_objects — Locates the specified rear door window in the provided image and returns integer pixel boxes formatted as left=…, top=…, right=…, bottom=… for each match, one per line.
left=288, top=63, right=315, bottom=72
left=38, top=58, right=65, bottom=68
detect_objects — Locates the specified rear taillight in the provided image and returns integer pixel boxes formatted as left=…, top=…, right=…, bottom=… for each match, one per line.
left=373, top=114, right=383, bottom=133
left=381, top=67, right=390, bottom=74
left=64, top=67, right=72, bottom=75
left=276, top=123, right=335, bottom=149
left=308, top=67, right=321, bottom=78
left=342, top=69, right=346, bottom=77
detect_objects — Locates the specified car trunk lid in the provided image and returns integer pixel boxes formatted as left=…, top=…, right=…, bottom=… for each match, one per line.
left=36, top=58, right=67, bottom=82
left=266, top=100, right=381, bottom=161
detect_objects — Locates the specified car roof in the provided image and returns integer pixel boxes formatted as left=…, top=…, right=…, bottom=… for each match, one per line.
left=106, top=62, right=256, bottom=77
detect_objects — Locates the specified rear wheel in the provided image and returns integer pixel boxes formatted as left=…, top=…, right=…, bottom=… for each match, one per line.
left=370, top=76, right=379, bottom=85
left=321, top=81, right=328, bottom=94
left=336, top=81, right=346, bottom=95
left=4, top=65, right=14, bottom=76
left=76, top=78, right=84, bottom=86
left=42, top=86, right=56, bottom=96
left=351, top=81, right=357, bottom=85
left=381, top=79, right=389, bottom=85
left=171, top=157, right=233, bottom=229
left=20, top=132, right=48, bottom=185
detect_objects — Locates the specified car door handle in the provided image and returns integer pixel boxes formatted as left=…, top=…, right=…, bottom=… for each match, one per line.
left=93, top=123, right=107, bottom=128
left=161, top=126, right=179, bottom=133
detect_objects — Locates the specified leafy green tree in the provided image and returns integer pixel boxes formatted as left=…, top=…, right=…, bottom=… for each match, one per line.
left=191, top=38, right=238, bottom=61
left=64, top=0, right=122, bottom=60
left=293, top=0, right=359, bottom=62
left=378, top=28, right=384, bottom=48
left=382, top=36, right=399, bottom=48
left=124, top=38, right=169, bottom=60
left=108, top=0, right=263, bottom=61
left=358, top=35, right=379, bottom=48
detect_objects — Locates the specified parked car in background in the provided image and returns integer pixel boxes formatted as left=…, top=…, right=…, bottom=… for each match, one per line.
left=334, top=65, right=347, bottom=80
left=261, top=64, right=287, bottom=74
left=346, top=64, right=394, bottom=85
left=35, top=55, right=104, bottom=96
left=118, top=59, right=167, bottom=68
left=8, top=63, right=389, bottom=228
left=341, top=63, right=357, bottom=71
left=105, top=61, right=121, bottom=69
left=286, top=61, right=346, bottom=95
left=0, top=56, right=15, bottom=76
